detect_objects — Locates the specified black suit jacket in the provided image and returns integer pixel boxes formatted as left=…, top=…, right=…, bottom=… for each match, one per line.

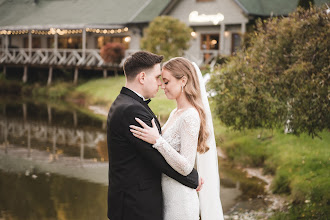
left=107, top=87, right=199, bottom=220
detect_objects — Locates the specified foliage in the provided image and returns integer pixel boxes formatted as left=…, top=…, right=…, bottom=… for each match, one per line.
left=100, top=42, right=125, bottom=64
left=31, top=82, right=72, bottom=99
left=215, top=119, right=330, bottom=218
left=298, top=0, right=314, bottom=9
left=208, top=6, right=330, bottom=137
left=140, top=16, right=193, bottom=61
left=0, top=78, right=22, bottom=94
left=215, top=55, right=230, bottom=65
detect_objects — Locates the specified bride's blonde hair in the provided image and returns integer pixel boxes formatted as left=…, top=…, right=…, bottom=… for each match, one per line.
left=163, top=57, right=209, bottom=154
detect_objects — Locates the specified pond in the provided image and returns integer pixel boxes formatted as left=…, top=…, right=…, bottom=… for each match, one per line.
left=0, top=98, right=269, bottom=220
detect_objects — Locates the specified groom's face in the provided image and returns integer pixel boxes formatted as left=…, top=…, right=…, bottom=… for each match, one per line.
left=143, top=63, right=162, bottom=99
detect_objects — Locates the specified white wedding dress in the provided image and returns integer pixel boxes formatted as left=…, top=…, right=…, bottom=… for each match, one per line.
left=153, top=107, right=200, bottom=220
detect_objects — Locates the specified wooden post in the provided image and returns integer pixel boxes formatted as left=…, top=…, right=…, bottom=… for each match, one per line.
left=28, top=31, right=32, bottom=60
left=53, top=128, right=57, bottom=161
left=74, top=67, right=78, bottom=84
left=103, top=69, right=107, bottom=78
left=23, top=65, right=28, bottom=83
left=2, top=104, right=6, bottom=116
left=73, top=110, right=77, bottom=127
left=47, top=104, right=52, bottom=124
left=80, top=132, right=84, bottom=162
left=3, top=65, right=6, bottom=78
left=27, top=125, right=31, bottom=158
left=4, top=118, right=8, bottom=154
left=23, top=103, right=27, bottom=122
left=220, top=23, right=225, bottom=55
left=54, top=33, right=58, bottom=52
left=5, top=35, right=8, bottom=51
left=1, top=35, right=4, bottom=50
left=82, top=28, right=86, bottom=61
left=47, top=66, right=53, bottom=86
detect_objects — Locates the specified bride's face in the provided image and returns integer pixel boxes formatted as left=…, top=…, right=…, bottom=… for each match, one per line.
left=161, top=69, right=182, bottom=100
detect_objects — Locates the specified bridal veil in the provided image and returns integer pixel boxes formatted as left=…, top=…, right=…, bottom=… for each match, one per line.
left=193, top=62, right=224, bottom=220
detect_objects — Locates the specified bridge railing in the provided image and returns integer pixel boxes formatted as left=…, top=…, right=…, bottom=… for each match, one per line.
left=0, top=48, right=108, bottom=67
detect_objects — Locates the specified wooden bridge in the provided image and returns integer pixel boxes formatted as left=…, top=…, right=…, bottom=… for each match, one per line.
left=0, top=48, right=105, bottom=67
left=0, top=47, right=136, bottom=84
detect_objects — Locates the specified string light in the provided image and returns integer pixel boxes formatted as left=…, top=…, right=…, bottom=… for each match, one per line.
left=85, top=27, right=128, bottom=34
left=0, top=27, right=129, bottom=35
left=0, top=30, right=28, bottom=35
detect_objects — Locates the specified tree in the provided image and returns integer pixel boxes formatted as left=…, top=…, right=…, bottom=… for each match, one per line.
left=208, top=5, right=329, bottom=137
left=298, top=0, right=314, bottom=9
left=141, top=16, right=192, bottom=61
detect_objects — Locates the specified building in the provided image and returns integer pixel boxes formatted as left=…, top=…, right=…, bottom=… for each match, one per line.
left=0, top=0, right=327, bottom=82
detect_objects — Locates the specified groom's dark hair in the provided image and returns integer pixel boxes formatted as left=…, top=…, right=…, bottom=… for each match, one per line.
left=123, top=51, right=163, bottom=81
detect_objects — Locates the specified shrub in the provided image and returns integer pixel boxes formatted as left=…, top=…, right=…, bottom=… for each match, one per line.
left=100, top=42, right=125, bottom=64
left=208, top=5, right=330, bottom=137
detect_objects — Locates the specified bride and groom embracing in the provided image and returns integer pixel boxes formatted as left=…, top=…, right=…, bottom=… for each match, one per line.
left=107, top=51, right=223, bottom=220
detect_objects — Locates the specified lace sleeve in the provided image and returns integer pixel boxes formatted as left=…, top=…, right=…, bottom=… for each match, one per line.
left=153, top=109, right=200, bottom=176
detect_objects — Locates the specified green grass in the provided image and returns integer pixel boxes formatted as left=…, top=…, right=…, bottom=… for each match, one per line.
left=70, top=76, right=176, bottom=120
left=212, top=116, right=330, bottom=219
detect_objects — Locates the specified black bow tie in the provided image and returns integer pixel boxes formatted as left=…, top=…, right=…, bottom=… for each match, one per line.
left=144, top=99, right=151, bottom=104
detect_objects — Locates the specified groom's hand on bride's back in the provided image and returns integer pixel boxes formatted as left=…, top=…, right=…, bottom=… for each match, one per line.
left=196, top=177, right=204, bottom=192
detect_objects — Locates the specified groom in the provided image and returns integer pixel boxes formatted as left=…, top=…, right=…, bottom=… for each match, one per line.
left=107, top=51, right=200, bottom=220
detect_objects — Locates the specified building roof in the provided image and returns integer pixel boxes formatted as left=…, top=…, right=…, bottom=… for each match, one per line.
left=1, top=0, right=328, bottom=30
left=234, top=0, right=329, bottom=16
left=0, top=0, right=171, bottom=30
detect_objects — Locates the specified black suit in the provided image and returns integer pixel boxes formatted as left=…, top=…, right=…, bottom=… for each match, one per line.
left=107, top=87, right=199, bottom=220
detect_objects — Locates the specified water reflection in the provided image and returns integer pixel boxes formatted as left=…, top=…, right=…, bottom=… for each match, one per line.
left=0, top=98, right=269, bottom=219
left=0, top=101, right=107, bottom=161
left=0, top=170, right=108, bottom=220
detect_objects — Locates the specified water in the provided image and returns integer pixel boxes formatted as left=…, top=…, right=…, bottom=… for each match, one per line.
left=0, top=98, right=268, bottom=220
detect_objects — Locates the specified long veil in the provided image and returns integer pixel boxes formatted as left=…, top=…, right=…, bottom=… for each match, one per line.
left=193, top=62, right=224, bottom=220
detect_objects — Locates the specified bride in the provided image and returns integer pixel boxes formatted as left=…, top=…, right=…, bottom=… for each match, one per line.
left=130, top=57, right=224, bottom=220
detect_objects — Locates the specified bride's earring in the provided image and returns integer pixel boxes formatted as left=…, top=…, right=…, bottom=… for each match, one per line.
left=181, top=85, right=184, bottom=93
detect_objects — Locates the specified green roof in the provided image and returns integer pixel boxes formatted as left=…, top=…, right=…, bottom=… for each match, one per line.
left=235, top=0, right=329, bottom=16
left=0, top=0, right=170, bottom=29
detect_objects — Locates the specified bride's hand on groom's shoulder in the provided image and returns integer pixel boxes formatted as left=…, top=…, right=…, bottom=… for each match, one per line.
left=130, top=118, right=160, bottom=144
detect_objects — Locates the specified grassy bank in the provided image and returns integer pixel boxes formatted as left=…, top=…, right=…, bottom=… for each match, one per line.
left=215, top=120, right=329, bottom=219
left=70, top=76, right=176, bottom=120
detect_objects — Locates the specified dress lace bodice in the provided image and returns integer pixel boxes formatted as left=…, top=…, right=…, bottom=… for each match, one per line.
left=153, top=107, right=200, bottom=176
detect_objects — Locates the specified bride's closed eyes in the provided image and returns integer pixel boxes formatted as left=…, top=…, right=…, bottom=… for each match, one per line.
left=162, top=79, right=169, bottom=85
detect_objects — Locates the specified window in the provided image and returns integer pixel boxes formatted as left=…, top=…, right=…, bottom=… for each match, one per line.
left=96, top=36, right=129, bottom=49
left=47, top=36, right=82, bottom=49
left=201, top=34, right=219, bottom=50
left=23, top=37, right=41, bottom=48
left=231, top=33, right=241, bottom=54
left=201, top=33, right=219, bottom=62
